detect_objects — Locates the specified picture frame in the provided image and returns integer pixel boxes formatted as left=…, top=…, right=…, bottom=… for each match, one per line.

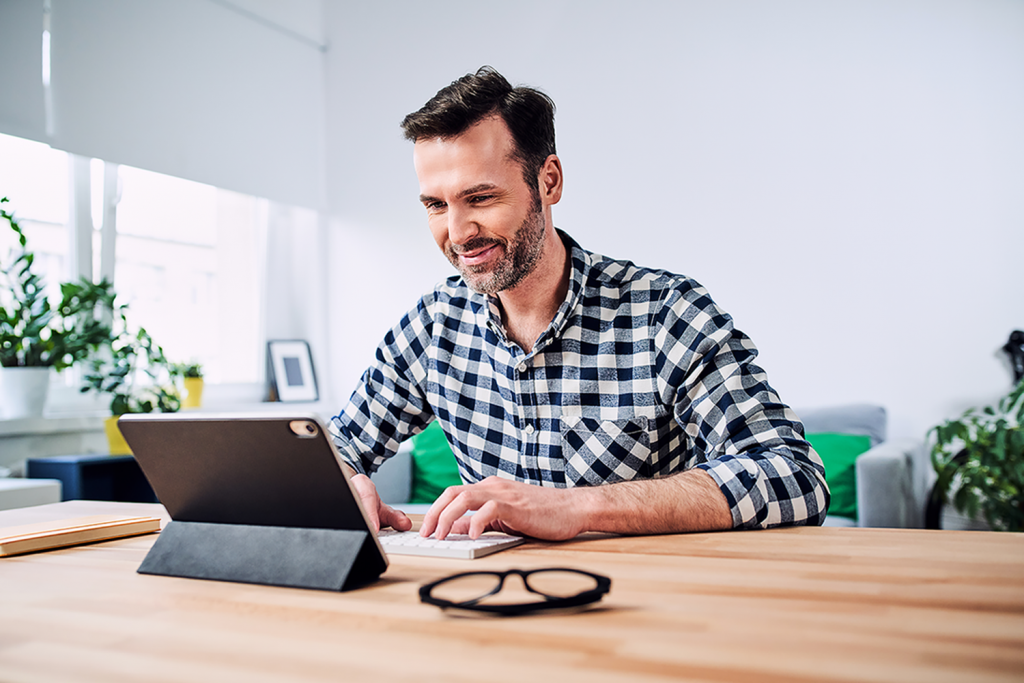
left=266, top=340, right=319, bottom=403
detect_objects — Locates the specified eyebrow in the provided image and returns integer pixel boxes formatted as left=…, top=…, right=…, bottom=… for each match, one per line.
left=419, top=183, right=500, bottom=205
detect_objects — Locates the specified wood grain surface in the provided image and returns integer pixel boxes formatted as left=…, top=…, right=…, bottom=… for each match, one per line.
left=1, top=501, right=1022, bottom=683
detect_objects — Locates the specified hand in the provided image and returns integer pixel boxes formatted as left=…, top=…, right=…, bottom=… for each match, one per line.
left=348, top=472, right=412, bottom=533
left=419, top=477, right=587, bottom=542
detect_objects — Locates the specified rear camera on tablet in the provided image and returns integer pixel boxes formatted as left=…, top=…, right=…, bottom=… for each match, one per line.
left=289, top=420, right=319, bottom=438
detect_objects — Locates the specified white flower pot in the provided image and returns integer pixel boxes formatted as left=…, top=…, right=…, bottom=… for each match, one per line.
left=0, top=366, right=51, bottom=419
left=940, top=506, right=992, bottom=531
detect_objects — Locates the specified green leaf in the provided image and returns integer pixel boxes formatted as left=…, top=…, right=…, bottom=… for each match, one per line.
left=930, top=378, right=1024, bottom=531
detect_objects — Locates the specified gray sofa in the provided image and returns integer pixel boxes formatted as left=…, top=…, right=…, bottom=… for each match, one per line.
left=373, top=441, right=415, bottom=508
left=800, top=404, right=931, bottom=528
left=372, top=404, right=931, bottom=529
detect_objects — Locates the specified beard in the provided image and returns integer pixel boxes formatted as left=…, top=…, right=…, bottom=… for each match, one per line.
left=445, top=198, right=546, bottom=295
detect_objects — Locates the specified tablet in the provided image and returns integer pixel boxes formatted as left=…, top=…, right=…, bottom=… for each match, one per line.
left=118, top=412, right=388, bottom=588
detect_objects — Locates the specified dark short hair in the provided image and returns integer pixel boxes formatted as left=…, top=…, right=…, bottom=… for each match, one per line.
left=401, top=66, right=556, bottom=191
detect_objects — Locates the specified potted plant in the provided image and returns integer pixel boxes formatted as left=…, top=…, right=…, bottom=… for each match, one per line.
left=1, top=196, right=115, bottom=419
left=930, top=378, right=1024, bottom=532
left=81, top=305, right=181, bottom=454
left=175, top=361, right=204, bottom=409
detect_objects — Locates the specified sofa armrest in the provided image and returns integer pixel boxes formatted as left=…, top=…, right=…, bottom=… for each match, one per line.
left=371, top=442, right=413, bottom=505
left=856, top=438, right=925, bottom=528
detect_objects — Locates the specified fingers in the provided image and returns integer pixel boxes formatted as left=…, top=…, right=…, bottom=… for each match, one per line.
left=349, top=473, right=415, bottom=532
left=349, top=473, right=381, bottom=532
left=422, top=483, right=496, bottom=539
left=449, top=516, right=474, bottom=535
left=380, top=504, right=413, bottom=532
left=447, top=511, right=502, bottom=537
left=421, top=484, right=506, bottom=539
left=436, top=507, right=502, bottom=538
left=421, top=487, right=470, bottom=540
left=467, top=500, right=500, bottom=539
left=420, top=485, right=460, bottom=538
left=426, top=479, right=582, bottom=541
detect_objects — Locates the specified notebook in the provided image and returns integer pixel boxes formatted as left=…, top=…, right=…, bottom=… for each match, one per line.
left=0, top=515, right=161, bottom=557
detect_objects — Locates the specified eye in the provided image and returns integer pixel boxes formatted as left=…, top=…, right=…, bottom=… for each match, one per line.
left=424, top=200, right=446, bottom=213
left=468, top=194, right=493, bottom=204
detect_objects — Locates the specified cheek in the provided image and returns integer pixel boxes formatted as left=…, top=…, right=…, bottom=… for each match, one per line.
left=427, top=216, right=448, bottom=250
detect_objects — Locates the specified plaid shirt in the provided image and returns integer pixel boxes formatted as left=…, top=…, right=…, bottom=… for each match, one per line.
left=330, top=232, right=829, bottom=529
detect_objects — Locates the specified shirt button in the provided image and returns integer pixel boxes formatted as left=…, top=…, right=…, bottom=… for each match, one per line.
left=517, top=363, right=527, bottom=373
left=523, top=424, right=535, bottom=435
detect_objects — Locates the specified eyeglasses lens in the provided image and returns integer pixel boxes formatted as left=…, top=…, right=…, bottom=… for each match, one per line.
left=525, top=569, right=599, bottom=598
left=431, top=573, right=504, bottom=604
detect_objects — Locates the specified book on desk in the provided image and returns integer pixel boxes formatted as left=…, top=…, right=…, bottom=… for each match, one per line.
left=0, top=514, right=161, bottom=557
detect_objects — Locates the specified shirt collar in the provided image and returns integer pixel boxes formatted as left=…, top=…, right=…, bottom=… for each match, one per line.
left=541, top=230, right=590, bottom=347
left=471, top=229, right=592, bottom=353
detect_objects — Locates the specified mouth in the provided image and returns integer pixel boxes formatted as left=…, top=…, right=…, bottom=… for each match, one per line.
left=451, top=239, right=503, bottom=268
left=458, top=243, right=500, bottom=266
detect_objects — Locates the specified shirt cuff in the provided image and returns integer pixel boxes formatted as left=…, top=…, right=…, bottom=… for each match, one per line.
left=697, top=451, right=824, bottom=529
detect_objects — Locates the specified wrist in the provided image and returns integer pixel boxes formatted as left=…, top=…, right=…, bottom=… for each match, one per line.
left=569, top=484, right=622, bottom=535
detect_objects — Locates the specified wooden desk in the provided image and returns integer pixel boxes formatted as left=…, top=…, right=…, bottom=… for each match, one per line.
left=1, top=501, right=1022, bottom=682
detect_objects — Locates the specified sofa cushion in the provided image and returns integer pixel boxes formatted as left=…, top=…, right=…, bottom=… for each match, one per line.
left=806, top=432, right=872, bottom=521
left=409, top=421, right=462, bottom=504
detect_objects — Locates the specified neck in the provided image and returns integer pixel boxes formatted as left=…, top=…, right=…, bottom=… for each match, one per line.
left=496, top=227, right=569, bottom=353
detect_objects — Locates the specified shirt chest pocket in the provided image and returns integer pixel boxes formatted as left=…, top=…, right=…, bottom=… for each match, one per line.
left=560, top=415, right=653, bottom=486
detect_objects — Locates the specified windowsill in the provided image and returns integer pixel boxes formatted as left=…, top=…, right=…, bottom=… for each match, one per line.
left=0, top=383, right=339, bottom=437
left=0, top=413, right=108, bottom=437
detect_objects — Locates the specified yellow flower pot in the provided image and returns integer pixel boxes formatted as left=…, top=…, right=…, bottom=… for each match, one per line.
left=182, top=377, right=204, bottom=409
left=104, top=415, right=132, bottom=455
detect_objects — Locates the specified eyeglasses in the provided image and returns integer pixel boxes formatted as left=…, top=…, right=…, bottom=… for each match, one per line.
left=419, top=568, right=611, bottom=616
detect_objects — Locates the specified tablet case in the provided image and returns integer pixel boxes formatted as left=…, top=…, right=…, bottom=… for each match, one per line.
left=119, top=413, right=388, bottom=591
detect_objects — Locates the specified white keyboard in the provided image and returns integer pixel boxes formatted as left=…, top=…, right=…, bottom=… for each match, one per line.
left=377, top=529, right=524, bottom=559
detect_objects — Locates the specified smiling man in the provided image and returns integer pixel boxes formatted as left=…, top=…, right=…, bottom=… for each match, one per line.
left=329, top=67, right=829, bottom=540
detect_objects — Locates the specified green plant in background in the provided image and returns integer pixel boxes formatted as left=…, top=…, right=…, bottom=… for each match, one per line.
left=930, top=378, right=1024, bottom=532
left=174, top=361, right=203, bottom=379
left=1, top=196, right=115, bottom=370
left=81, top=305, right=182, bottom=416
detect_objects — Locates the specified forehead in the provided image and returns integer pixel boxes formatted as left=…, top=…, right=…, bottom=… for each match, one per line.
left=413, top=117, right=522, bottom=196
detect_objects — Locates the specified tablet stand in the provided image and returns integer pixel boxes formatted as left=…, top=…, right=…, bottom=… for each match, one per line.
left=138, top=521, right=382, bottom=591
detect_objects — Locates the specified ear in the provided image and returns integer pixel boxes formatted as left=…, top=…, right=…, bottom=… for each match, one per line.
left=538, top=154, right=563, bottom=206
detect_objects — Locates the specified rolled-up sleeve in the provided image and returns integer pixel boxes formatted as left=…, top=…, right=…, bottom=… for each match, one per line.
left=655, top=285, right=830, bottom=528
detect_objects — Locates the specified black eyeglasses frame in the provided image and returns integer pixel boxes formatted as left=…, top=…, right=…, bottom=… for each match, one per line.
left=418, top=567, right=612, bottom=616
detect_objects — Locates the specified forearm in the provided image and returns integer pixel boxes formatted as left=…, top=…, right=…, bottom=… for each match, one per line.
left=576, top=469, right=733, bottom=535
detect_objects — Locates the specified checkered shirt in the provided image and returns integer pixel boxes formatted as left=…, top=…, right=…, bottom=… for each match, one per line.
left=329, top=232, right=829, bottom=529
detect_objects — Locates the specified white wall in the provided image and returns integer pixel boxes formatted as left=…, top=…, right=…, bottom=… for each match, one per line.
left=323, top=0, right=1024, bottom=440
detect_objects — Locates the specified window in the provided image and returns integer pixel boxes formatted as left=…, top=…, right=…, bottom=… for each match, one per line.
left=112, top=166, right=265, bottom=384
left=1, top=132, right=268, bottom=401
left=0, top=132, right=68, bottom=305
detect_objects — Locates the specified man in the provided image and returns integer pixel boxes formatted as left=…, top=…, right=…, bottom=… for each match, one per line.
left=329, top=66, right=829, bottom=541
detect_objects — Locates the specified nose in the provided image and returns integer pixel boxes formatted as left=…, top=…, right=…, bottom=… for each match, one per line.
left=446, top=203, right=480, bottom=247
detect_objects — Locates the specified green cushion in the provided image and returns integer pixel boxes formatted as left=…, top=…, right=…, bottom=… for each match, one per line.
left=409, top=421, right=463, bottom=504
left=806, top=432, right=872, bottom=521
